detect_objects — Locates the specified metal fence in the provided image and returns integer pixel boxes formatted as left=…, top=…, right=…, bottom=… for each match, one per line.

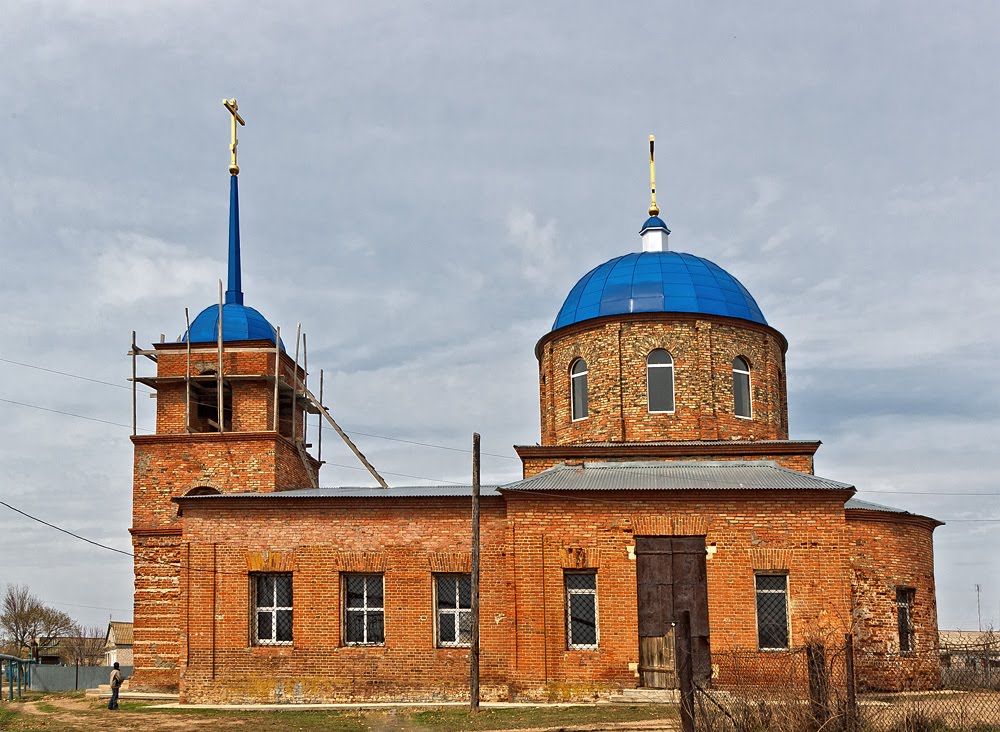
left=693, top=640, right=1000, bottom=732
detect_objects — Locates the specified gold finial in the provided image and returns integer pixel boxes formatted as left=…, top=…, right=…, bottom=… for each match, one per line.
left=223, top=98, right=246, bottom=175
left=648, top=135, right=659, bottom=217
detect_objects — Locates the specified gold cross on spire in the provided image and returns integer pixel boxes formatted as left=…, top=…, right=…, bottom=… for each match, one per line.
left=648, top=135, right=659, bottom=217
left=223, top=98, right=246, bottom=176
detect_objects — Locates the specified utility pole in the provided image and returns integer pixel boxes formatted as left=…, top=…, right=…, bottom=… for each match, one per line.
left=470, top=432, right=481, bottom=712
left=976, top=584, right=982, bottom=631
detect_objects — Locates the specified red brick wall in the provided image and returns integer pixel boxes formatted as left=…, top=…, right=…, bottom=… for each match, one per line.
left=173, top=489, right=858, bottom=702
left=847, top=511, right=941, bottom=691
left=536, top=314, right=788, bottom=446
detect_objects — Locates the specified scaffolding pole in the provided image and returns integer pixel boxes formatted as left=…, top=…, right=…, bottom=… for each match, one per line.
left=185, top=307, right=192, bottom=433
left=216, top=281, right=224, bottom=433
left=272, top=326, right=281, bottom=432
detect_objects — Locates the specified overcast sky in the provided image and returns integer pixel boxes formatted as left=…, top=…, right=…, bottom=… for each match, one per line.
left=1, top=2, right=998, bottom=635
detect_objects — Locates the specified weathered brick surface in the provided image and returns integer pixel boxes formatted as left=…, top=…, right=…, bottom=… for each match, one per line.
left=536, top=314, right=788, bottom=446
left=847, top=511, right=941, bottom=690
left=130, top=339, right=315, bottom=692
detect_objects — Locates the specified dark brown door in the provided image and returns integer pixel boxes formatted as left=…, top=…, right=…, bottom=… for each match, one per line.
left=635, top=536, right=710, bottom=688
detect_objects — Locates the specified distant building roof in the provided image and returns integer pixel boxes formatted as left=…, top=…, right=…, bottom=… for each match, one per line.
left=106, top=621, right=133, bottom=647
left=503, top=461, right=854, bottom=493
left=940, top=630, right=1000, bottom=649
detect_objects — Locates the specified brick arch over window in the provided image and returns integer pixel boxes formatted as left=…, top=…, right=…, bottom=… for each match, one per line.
left=184, top=486, right=221, bottom=497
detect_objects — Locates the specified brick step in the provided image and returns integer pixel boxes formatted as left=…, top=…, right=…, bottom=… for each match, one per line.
left=609, top=688, right=680, bottom=704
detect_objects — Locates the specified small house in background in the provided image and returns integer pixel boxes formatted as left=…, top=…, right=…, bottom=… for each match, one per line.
left=35, top=634, right=106, bottom=666
left=104, top=621, right=134, bottom=667
left=939, top=630, right=1000, bottom=688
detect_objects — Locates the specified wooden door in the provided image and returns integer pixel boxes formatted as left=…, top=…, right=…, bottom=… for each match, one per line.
left=635, top=536, right=710, bottom=688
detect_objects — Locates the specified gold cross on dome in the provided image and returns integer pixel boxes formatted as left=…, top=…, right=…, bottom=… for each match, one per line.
left=223, top=98, right=246, bottom=175
left=648, top=135, right=659, bottom=218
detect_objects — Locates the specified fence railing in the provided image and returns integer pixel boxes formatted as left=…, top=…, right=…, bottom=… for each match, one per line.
left=687, top=634, right=1000, bottom=732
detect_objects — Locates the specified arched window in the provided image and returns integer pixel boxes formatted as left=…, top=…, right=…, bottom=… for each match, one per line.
left=646, top=350, right=675, bottom=413
left=733, top=357, right=752, bottom=419
left=570, top=359, right=588, bottom=421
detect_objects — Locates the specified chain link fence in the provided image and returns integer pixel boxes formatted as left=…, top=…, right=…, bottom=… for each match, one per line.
left=691, top=638, right=1000, bottom=732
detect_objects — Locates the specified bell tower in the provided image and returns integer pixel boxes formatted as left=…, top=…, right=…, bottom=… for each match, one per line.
left=128, top=100, right=320, bottom=691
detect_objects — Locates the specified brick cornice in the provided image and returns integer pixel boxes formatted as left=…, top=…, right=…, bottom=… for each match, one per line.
left=535, top=312, right=788, bottom=360
left=845, top=509, right=943, bottom=530
left=515, top=440, right=821, bottom=461
left=131, top=431, right=317, bottom=466
left=129, top=527, right=183, bottom=537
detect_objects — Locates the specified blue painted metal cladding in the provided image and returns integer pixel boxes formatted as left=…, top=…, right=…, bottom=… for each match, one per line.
left=183, top=303, right=283, bottom=348
left=226, top=175, right=243, bottom=305
left=552, top=251, right=767, bottom=332
left=640, top=216, right=670, bottom=233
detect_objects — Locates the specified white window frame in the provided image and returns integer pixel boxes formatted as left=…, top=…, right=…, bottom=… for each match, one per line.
left=565, top=571, right=599, bottom=650
left=343, top=573, right=385, bottom=646
left=733, top=356, right=753, bottom=420
left=754, top=573, right=790, bottom=651
left=252, top=573, right=293, bottom=646
left=570, top=359, right=589, bottom=422
left=646, top=349, right=676, bottom=414
left=434, top=574, right=472, bottom=648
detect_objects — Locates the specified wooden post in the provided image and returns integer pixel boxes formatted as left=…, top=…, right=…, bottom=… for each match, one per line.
left=131, top=331, right=137, bottom=436
left=676, top=610, right=695, bottom=732
left=807, top=642, right=829, bottom=731
left=291, top=322, right=301, bottom=443
left=185, top=308, right=192, bottom=432
left=845, top=633, right=857, bottom=732
left=317, top=369, right=324, bottom=464
left=216, top=281, right=224, bottom=433
left=272, top=327, right=281, bottom=432
left=302, top=333, right=308, bottom=447
left=470, top=432, right=481, bottom=712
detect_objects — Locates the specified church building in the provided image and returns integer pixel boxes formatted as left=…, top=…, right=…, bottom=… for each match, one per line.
left=129, top=108, right=941, bottom=702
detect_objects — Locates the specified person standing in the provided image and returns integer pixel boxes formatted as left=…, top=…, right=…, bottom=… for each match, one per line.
left=108, top=662, right=123, bottom=710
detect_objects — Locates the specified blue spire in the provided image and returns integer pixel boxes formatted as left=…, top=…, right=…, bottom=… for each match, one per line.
left=225, top=174, right=244, bottom=305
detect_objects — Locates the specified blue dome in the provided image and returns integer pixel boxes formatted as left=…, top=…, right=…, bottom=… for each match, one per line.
left=181, top=303, right=283, bottom=348
left=552, top=251, right=767, bottom=332
left=640, top=216, right=670, bottom=233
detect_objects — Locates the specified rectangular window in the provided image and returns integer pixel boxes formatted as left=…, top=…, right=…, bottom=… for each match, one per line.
left=253, top=573, right=293, bottom=645
left=344, top=574, right=385, bottom=645
left=435, top=574, right=472, bottom=647
left=755, top=574, right=789, bottom=650
left=565, top=572, right=598, bottom=649
left=897, top=587, right=915, bottom=654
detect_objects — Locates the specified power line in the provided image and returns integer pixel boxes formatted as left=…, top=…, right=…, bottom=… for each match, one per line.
left=0, top=357, right=150, bottom=393
left=0, top=398, right=148, bottom=432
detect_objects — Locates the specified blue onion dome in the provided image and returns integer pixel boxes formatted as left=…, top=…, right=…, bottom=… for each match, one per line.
left=181, top=303, right=283, bottom=346
left=552, top=251, right=767, bottom=332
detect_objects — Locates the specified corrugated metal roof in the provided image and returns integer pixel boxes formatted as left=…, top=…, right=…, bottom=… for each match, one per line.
left=178, top=485, right=503, bottom=500
left=844, top=497, right=908, bottom=514
left=108, top=621, right=133, bottom=646
left=503, top=461, right=853, bottom=492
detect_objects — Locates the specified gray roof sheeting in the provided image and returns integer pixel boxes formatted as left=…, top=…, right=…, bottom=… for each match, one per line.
left=179, top=485, right=503, bottom=500
left=844, top=497, right=908, bottom=513
left=502, top=461, right=853, bottom=492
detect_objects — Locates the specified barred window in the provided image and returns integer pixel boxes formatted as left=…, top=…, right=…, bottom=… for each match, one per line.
left=647, top=350, right=675, bottom=413
left=436, top=574, right=472, bottom=647
left=565, top=572, right=598, bottom=649
left=253, top=573, right=292, bottom=645
left=897, top=587, right=915, bottom=654
left=755, top=574, right=788, bottom=650
left=733, top=357, right=752, bottom=419
left=570, top=359, right=588, bottom=421
left=344, top=574, right=384, bottom=645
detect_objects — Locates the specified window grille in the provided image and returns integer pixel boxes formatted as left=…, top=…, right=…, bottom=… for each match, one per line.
left=897, top=587, right=915, bottom=654
left=733, top=357, right=752, bottom=419
left=647, top=349, right=675, bottom=413
left=565, top=572, right=598, bottom=649
left=755, top=574, right=788, bottom=650
left=344, top=574, right=385, bottom=645
left=436, top=574, right=472, bottom=647
left=253, top=573, right=292, bottom=645
left=570, top=359, right=588, bottom=420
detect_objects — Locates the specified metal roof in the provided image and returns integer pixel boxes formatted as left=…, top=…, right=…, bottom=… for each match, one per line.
left=552, top=251, right=767, bottom=332
left=178, top=485, right=503, bottom=500
left=844, top=497, right=908, bottom=514
left=503, top=461, right=853, bottom=493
